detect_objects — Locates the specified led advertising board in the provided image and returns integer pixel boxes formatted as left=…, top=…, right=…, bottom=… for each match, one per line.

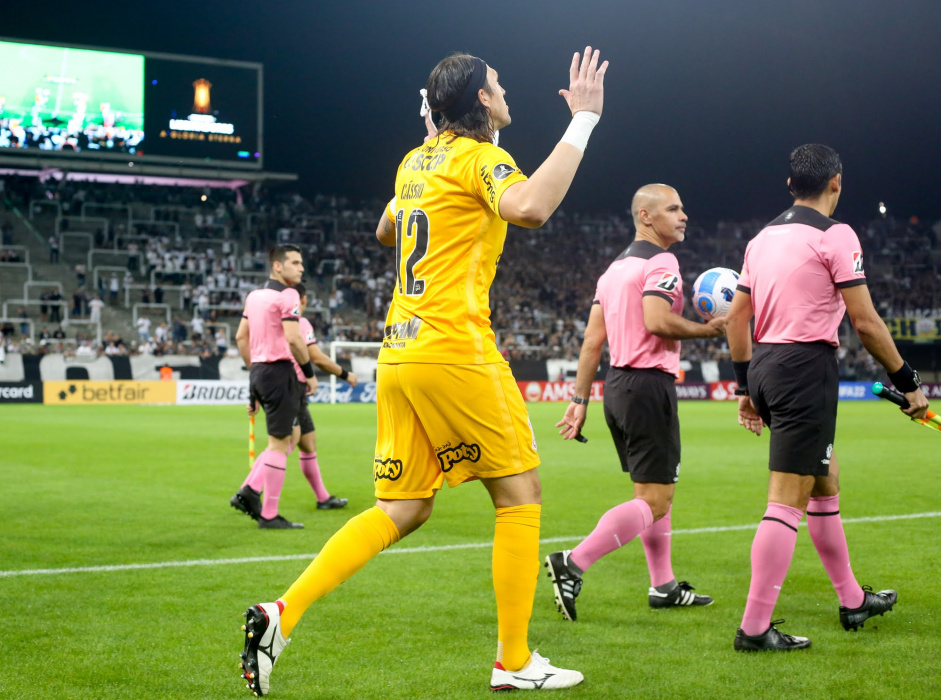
left=0, top=38, right=262, bottom=168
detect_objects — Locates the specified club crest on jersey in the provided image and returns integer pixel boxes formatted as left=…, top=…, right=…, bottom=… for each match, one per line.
left=852, top=251, right=864, bottom=274
left=290, top=304, right=300, bottom=316
left=492, top=163, right=517, bottom=180
left=305, top=329, right=315, bottom=343
left=656, top=273, right=679, bottom=292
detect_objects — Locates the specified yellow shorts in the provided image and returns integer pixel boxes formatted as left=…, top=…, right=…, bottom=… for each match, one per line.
left=373, top=362, right=540, bottom=499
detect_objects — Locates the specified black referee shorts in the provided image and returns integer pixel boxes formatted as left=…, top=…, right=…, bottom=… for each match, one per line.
left=749, top=343, right=838, bottom=477
left=250, top=361, right=302, bottom=437
left=293, top=382, right=315, bottom=435
left=602, top=366, right=681, bottom=484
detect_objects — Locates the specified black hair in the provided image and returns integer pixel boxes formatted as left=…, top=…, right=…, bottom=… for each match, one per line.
left=788, top=144, right=843, bottom=199
left=293, top=282, right=306, bottom=299
left=268, top=243, right=302, bottom=269
left=426, top=53, right=495, bottom=144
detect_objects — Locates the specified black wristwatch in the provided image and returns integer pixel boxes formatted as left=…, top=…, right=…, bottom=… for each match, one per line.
left=571, top=396, right=589, bottom=405
left=734, top=387, right=750, bottom=397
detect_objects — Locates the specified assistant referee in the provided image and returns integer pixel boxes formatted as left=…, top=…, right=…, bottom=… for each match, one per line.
left=234, top=244, right=318, bottom=530
left=727, top=144, right=929, bottom=652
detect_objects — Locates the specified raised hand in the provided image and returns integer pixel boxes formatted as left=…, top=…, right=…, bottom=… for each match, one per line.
left=559, top=46, right=608, bottom=117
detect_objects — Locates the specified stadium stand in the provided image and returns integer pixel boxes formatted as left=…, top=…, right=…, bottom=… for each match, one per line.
left=2, top=173, right=939, bottom=381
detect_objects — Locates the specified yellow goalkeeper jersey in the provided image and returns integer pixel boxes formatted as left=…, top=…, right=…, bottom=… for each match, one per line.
left=378, top=133, right=528, bottom=365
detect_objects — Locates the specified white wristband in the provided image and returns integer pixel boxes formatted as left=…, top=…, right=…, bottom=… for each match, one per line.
left=559, top=111, right=600, bottom=152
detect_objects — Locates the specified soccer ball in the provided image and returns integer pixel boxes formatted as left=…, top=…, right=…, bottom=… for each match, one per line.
left=692, top=267, right=740, bottom=320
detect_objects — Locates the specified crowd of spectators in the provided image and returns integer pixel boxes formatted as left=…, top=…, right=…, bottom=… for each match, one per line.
left=3, top=174, right=939, bottom=381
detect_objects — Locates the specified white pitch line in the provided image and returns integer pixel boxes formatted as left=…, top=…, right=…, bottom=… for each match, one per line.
left=3, top=511, right=939, bottom=579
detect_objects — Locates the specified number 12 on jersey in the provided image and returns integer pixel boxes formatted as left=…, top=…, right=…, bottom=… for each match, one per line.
left=395, top=208, right=430, bottom=296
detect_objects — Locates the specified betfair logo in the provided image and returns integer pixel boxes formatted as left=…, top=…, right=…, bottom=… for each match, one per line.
left=374, top=458, right=403, bottom=481
left=436, top=442, right=481, bottom=472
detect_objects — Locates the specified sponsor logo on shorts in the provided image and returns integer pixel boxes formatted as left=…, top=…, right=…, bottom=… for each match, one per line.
left=852, top=251, right=864, bottom=274
left=374, top=457, right=404, bottom=481
left=674, top=461, right=681, bottom=483
left=822, top=443, right=833, bottom=466
left=655, top=273, right=679, bottom=292
left=436, top=442, right=481, bottom=472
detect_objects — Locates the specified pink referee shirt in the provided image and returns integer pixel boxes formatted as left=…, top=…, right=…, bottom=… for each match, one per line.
left=291, top=316, right=317, bottom=381
left=737, top=206, right=866, bottom=346
left=594, top=240, right=684, bottom=378
left=241, top=280, right=301, bottom=364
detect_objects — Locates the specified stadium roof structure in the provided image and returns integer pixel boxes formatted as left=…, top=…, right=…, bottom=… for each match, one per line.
left=0, top=158, right=296, bottom=190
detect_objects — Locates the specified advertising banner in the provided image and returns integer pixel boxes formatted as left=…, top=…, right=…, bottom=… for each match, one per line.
left=44, top=381, right=176, bottom=405
left=308, top=381, right=377, bottom=404
left=516, top=381, right=605, bottom=403
left=885, top=317, right=941, bottom=342
left=0, top=381, right=43, bottom=403
left=675, top=382, right=711, bottom=400
left=838, top=382, right=879, bottom=401
left=177, top=380, right=250, bottom=405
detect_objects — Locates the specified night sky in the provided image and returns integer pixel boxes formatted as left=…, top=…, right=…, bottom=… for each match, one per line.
left=6, top=0, right=940, bottom=223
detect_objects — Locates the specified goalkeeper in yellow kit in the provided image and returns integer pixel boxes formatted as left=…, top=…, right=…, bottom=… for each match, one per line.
left=239, top=46, right=608, bottom=695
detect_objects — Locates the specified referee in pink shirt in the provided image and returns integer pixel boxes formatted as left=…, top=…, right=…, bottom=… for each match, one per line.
left=547, top=184, right=726, bottom=621
left=233, top=244, right=318, bottom=529
left=727, top=144, right=929, bottom=651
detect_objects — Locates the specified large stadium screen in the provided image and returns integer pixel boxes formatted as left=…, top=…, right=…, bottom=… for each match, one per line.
left=144, top=58, right=260, bottom=165
left=0, top=38, right=262, bottom=167
left=0, top=40, right=144, bottom=154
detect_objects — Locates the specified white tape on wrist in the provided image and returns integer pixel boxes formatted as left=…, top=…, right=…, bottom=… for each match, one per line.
left=560, top=111, right=600, bottom=152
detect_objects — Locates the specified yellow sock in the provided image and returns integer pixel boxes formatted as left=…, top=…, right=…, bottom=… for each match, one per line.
left=493, top=504, right=541, bottom=671
left=280, top=506, right=400, bottom=636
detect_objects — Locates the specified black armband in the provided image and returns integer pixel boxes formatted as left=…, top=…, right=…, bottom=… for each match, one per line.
left=301, top=361, right=315, bottom=379
left=732, top=361, right=750, bottom=395
left=888, top=361, right=921, bottom=393
left=571, top=396, right=589, bottom=405
left=338, top=369, right=350, bottom=382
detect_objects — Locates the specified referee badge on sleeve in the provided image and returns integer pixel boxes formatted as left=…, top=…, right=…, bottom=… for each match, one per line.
left=655, top=273, right=679, bottom=292
left=852, top=251, right=864, bottom=274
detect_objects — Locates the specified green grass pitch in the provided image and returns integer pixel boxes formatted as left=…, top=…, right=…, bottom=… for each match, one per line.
left=3, top=401, right=939, bottom=699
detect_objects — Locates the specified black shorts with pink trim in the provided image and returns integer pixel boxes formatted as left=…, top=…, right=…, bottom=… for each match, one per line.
left=602, top=366, right=681, bottom=484
left=293, top=383, right=315, bottom=435
left=250, top=361, right=302, bottom=437
left=749, top=343, right=838, bottom=477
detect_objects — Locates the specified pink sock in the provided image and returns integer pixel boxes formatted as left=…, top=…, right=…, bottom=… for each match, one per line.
left=299, top=452, right=330, bottom=502
left=260, top=450, right=288, bottom=520
left=641, top=505, right=675, bottom=587
left=740, top=502, right=803, bottom=636
left=807, top=494, right=864, bottom=609
left=243, top=453, right=266, bottom=492
left=570, top=499, right=654, bottom=572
